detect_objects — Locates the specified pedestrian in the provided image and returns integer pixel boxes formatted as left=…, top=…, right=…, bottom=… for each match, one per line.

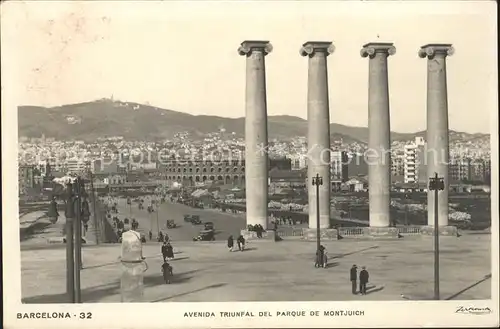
left=148, top=230, right=153, bottom=241
left=256, top=225, right=263, bottom=238
left=161, top=241, right=168, bottom=262
left=350, top=265, right=358, bottom=294
left=315, top=245, right=327, bottom=268
left=359, top=266, right=369, bottom=295
left=161, top=261, right=173, bottom=284
left=237, top=235, right=245, bottom=251
left=227, top=235, right=234, bottom=252
left=166, top=242, right=174, bottom=260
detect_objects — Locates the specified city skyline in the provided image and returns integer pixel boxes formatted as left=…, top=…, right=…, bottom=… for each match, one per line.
left=4, top=1, right=497, bottom=134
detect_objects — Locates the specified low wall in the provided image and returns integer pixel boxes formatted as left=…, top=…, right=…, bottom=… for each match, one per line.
left=94, top=200, right=119, bottom=243
left=19, top=215, right=53, bottom=241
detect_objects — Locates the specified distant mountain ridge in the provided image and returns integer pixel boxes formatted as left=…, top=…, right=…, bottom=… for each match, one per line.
left=18, top=99, right=490, bottom=143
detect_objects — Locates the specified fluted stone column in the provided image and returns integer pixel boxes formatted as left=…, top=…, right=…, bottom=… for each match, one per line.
left=300, top=41, right=334, bottom=231
left=238, top=40, right=272, bottom=231
left=360, top=43, right=395, bottom=233
left=418, top=44, right=457, bottom=236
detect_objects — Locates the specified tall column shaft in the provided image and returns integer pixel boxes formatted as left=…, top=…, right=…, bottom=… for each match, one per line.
left=238, top=41, right=272, bottom=229
left=301, top=42, right=334, bottom=229
left=419, top=44, right=454, bottom=226
left=361, top=43, right=395, bottom=228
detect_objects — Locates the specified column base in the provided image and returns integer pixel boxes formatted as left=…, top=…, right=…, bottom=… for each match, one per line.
left=240, top=229, right=277, bottom=241
left=362, top=227, right=401, bottom=239
left=301, top=228, right=339, bottom=241
left=420, top=226, right=459, bottom=237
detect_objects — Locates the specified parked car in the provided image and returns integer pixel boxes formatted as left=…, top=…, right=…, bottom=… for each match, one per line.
left=167, top=220, right=177, bottom=229
left=204, top=222, right=214, bottom=230
left=193, top=229, right=215, bottom=241
left=191, top=215, right=202, bottom=225
left=183, top=215, right=192, bottom=222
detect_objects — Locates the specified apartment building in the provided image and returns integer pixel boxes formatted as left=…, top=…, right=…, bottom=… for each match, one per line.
left=290, top=154, right=307, bottom=170
left=66, top=159, right=91, bottom=174
left=404, top=136, right=425, bottom=183
left=331, top=150, right=349, bottom=191
left=18, top=165, right=35, bottom=194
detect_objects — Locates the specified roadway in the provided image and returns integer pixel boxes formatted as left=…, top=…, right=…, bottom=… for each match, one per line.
left=112, top=198, right=247, bottom=242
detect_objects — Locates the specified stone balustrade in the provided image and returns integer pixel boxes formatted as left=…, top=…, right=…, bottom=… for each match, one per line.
left=272, top=225, right=436, bottom=239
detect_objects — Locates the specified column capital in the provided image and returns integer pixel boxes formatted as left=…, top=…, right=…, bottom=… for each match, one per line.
left=300, top=41, right=335, bottom=57
left=238, top=40, right=273, bottom=57
left=418, top=44, right=454, bottom=59
left=360, top=42, right=396, bottom=58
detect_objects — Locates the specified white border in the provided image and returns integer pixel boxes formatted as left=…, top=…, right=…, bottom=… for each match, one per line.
left=2, top=1, right=498, bottom=328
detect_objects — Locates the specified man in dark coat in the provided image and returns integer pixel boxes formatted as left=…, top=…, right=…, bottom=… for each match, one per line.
left=256, top=224, right=263, bottom=238
left=165, top=242, right=174, bottom=260
left=161, top=261, right=173, bottom=284
left=227, top=235, right=234, bottom=251
left=315, top=245, right=326, bottom=268
left=359, top=266, right=369, bottom=295
left=350, top=265, right=358, bottom=294
left=237, top=235, right=245, bottom=251
left=161, top=242, right=168, bottom=262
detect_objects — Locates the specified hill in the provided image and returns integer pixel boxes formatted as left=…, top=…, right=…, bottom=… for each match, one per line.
left=18, top=99, right=489, bottom=143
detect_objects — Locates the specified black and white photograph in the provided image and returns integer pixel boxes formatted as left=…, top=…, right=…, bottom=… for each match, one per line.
left=2, top=1, right=498, bottom=328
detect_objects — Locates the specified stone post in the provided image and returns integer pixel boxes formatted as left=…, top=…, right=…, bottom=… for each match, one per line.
left=418, top=44, right=458, bottom=236
left=360, top=43, right=398, bottom=238
left=300, top=41, right=338, bottom=241
left=120, top=230, right=147, bottom=302
left=238, top=40, right=272, bottom=236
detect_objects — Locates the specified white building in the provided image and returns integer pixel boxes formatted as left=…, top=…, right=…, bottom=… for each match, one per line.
left=65, top=159, right=90, bottom=174
left=404, top=137, right=425, bottom=183
left=290, top=153, right=307, bottom=170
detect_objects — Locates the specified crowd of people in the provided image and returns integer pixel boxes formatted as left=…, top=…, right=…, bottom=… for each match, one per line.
left=270, top=215, right=307, bottom=226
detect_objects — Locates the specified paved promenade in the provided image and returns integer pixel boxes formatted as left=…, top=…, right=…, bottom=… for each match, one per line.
left=21, top=234, right=491, bottom=303
left=113, top=198, right=248, bottom=241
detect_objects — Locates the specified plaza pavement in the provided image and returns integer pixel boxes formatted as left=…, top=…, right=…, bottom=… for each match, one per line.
left=21, top=233, right=491, bottom=303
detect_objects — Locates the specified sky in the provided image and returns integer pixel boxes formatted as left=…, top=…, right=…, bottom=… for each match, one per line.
left=2, top=1, right=497, bottom=134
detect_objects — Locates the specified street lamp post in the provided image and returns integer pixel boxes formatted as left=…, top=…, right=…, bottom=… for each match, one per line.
left=404, top=193, right=410, bottom=226
left=429, top=172, right=445, bottom=300
left=64, top=182, right=76, bottom=303
left=156, top=196, right=160, bottom=234
left=127, top=197, right=132, bottom=217
left=73, top=177, right=83, bottom=303
left=88, top=170, right=99, bottom=244
left=312, top=173, right=323, bottom=267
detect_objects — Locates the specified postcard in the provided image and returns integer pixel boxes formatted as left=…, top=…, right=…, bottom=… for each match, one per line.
left=1, top=0, right=498, bottom=328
